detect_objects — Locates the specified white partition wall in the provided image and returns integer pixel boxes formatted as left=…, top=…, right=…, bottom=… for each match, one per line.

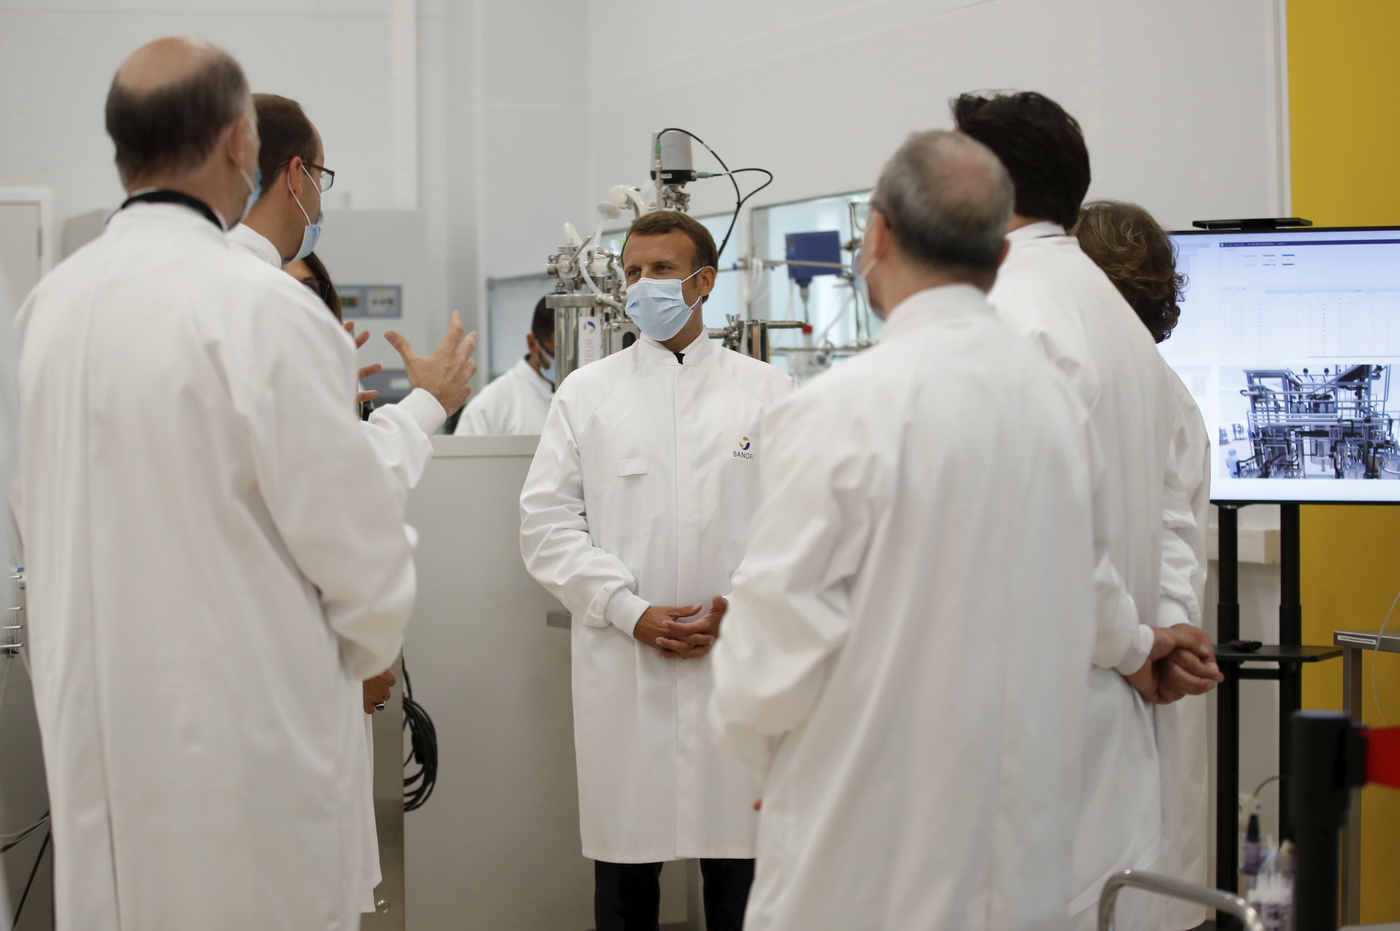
left=402, top=435, right=594, bottom=929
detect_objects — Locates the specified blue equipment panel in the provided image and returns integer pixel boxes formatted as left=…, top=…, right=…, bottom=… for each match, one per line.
left=785, top=231, right=842, bottom=287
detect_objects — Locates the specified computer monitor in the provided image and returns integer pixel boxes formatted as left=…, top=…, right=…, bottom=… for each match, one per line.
left=1164, top=227, right=1400, bottom=503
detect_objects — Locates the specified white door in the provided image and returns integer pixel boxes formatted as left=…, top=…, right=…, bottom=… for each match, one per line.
left=0, top=202, right=42, bottom=309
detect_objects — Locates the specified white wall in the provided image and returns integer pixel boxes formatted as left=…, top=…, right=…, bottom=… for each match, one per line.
left=582, top=0, right=1287, bottom=260
left=0, top=0, right=1289, bottom=348
left=0, top=0, right=411, bottom=222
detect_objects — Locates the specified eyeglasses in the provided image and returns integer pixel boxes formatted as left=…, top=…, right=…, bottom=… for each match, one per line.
left=305, top=162, right=335, bottom=192
left=301, top=279, right=333, bottom=301
left=281, top=159, right=335, bottom=192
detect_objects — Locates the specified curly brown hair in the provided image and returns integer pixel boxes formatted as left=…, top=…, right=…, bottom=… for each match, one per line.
left=1072, top=200, right=1185, bottom=343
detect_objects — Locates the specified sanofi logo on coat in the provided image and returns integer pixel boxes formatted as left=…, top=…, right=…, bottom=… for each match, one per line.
left=733, top=437, right=754, bottom=460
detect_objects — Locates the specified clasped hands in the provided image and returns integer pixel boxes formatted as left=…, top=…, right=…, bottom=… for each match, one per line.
left=1126, top=624, right=1225, bottom=704
left=633, top=595, right=728, bottom=659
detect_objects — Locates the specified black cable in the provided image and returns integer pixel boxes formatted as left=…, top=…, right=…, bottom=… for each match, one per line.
left=12, top=828, right=49, bottom=928
left=401, top=659, right=437, bottom=811
left=0, top=812, right=48, bottom=854
left=654, top=129, right=773, bottom=261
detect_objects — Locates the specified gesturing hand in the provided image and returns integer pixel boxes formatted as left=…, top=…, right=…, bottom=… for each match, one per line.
left=343, top=321, right=381, bottom=405
left=656, top=595, right=729, bottom=660
left=634, top=604, right=704, bottom=657
left=385, top=311, right=478, bottom=416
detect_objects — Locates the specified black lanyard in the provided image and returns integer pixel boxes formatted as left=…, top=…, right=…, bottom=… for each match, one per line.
left=119, top=190, right=224, bottom=231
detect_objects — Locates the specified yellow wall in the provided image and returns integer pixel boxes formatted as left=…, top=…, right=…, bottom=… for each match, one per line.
left=1289, top=0, right=1400, bottom=921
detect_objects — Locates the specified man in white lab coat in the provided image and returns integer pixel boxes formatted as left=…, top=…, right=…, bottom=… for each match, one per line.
left=228, top=90, right=475, bottom=914
left=520, top=209, right=795, bottom=931
left=454, top=297, right=555, bottom=435
left=1074, top=200, right=1216, bottom=930
left=229, top=92, right=476, bottom=506
left=707, top=128, right=1196, bottom=931
left=16, top=38, right=416, bottom=930
left=954, top=92, right=1221, bottom=929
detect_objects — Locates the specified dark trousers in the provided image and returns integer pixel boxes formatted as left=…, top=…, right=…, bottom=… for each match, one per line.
left=594, top=858, right=755, bottom=931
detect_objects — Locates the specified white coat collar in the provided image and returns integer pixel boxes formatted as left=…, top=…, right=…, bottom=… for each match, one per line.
left=226, top=222, right=282, bottom=267
left=880, top=283, right=991, bottom=340
left=638, top=325, right=715, bottom=366
left=106, top=201, right=228, bottom=246
left=1006, top=220, right=1068, bottom=244
left=512, top=355, right=555, bottom=398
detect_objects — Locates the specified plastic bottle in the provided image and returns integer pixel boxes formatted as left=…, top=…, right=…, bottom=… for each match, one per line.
left=1247, top=871, right=1292, bottom=931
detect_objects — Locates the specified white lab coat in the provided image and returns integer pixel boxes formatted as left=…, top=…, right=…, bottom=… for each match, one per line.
left=988, top=222, right=1175, bottom=929
left=708, top=284, right=1140, bottom=931
left=1155, top=369, right=1212, bottom=930
left=228, top=222, right=445, bottom=507
left=454, top=356, right=552, bottom=435
left=519, top=330, right=795, bottom=862
left=229, top=221, right=441, bottom=909
left=15, top=202, right=415, bottom=931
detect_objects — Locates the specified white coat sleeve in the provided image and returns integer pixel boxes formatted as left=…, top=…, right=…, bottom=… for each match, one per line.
left=361, top=388, right=445, bottom=507
left=1158, top=380, right=1211, bottom=629
left=708, top=395, right=880, bottom=780
left=234, top=300, right=416, bottom=680
left=519, top=394, right=650, bottom=636
left=1084, top=416, right=1154, bottom=675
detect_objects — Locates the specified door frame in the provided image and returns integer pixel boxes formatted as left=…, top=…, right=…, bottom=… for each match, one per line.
left=0, top=187, right=56, bottom=284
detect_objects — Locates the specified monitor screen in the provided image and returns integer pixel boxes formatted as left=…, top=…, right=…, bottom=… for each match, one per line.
left=1163, top=228, right=1400, bottom=502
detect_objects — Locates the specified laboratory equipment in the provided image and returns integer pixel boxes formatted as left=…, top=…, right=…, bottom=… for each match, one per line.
left=1164, top=223, right=1400, bottom=502
left=315, top=210, right=434, bottom=408
left=1232, top=365, right=1399, bottom=479
left=785, top=230, right=843, bottom=320
left=545, top=129, right=794, bottom=386
left=1097, top=870, right=1263, bottom=931
left=748, top=192, right=879, bottom=381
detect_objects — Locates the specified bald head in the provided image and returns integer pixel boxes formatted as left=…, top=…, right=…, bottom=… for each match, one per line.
left=870, top=130, right=1013, bottom=288
left=106, top=36, right=251, bottom=187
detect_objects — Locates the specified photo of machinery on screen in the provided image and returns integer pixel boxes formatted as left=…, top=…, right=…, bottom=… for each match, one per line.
left=1218, top=363, right=1400, bottom=480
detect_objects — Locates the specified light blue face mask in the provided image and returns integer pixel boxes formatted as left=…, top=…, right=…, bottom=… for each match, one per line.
left=538, top=345, right=556, bottom=386
left=852, top=240, right=880, bottom=314
left=290, top=163, right=323, bottom=262
left=238, top=166, right=262, bottom=225
left=625, top=267, right=702, bottom=341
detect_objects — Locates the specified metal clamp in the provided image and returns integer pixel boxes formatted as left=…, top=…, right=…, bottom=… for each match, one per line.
left=1098, top=870, right=1263, bottom=931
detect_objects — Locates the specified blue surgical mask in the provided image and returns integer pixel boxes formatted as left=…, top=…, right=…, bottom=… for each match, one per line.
left=238, top=166, right=262, bottom=226
left=538, top=346, right=556, bottom=386
left=290, top=164, right=323, bottom=262
left=625, top=267, right=702, bottom=341
left=852, top=240, right=879, bottom=314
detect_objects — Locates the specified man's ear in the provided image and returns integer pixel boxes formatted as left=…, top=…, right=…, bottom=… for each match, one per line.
left=526, top=332, right=539, bottom=356
left=285, top=156, right=305, bottom=198
left=227, top=115, right=250, bottom=167
left=865, top=210, right=890, bottom=263
left=696, top=266, right=717, bottom=297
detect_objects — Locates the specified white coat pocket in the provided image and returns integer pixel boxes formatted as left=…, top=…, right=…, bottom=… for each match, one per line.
left=615, top=458, right=650, bottom=477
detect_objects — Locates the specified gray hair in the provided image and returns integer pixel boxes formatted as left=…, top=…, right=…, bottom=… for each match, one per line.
left=871, top=130, right=1013, bottom=279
